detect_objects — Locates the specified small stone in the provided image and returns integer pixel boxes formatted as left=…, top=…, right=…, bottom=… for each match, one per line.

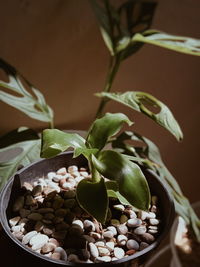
left=127, top=218, right=142, bottom=227
left=13, top=196, right=24, bottom=212
left=75, top=176, right=84, bottom=183
left=11, top=225, right=21, bottom=233
left=52, top=198, right=64, bottom=210
left=43, top=227, right=54, bottom=236
left=83, top=235, right=95, bottom=243
left=43, top=189, right=57, bottom=200
left=103, top=231, right=114, bottom=239
left=151, top=195, right=158, bottom=205
left=64, top=199, right=76, bottom=209
left=32, top=185, right=43, bottom=197
left=68, top=165, right=78, bottom=173
left=68, top=254, right=79, bottom=262
left=23, top=182, right=33, bottom=191
left=18, top=218, right=28, bottom=227
left=126, top=249, right=136, bottom=255
left=151, top=205, right=157, bottom=213
left=53, top=175, right=63, bottom=182
left=72, top=219, right=84, bottom=229
left=27, top=213, right=43, bottom=221
left=120, top=214, right=128, bottom=224
left=107, top=226, right=117, bottom=236
left=114, top=247, right=125, bottom=259
left=138, top=210, right=148, bottom=220
left=19, top=208, right=31, bottom=218
left=55, top=208, right=68, bottom=218
left=51, top=252, right=61, bottom=260
left=57, top=167, right=67, bottom=175
left=13, top=231, right=24, bottom=240
left=83, top=220, right=95, bottom=232
left=38, top=178, right=47, bottom=187
left=148, top=229, right=158, bottom=234
left=47, top=181, right=60, bottom=193
left=30, top=233, right=49, bottom=250
left=95, top=241, right=105, bottom=247
left=49, top=238, right=60, bottom=247
left=113, top=204, right=125, bottom=211
left=106, top=241, right=114, bottom=251
left=89, top=242, right=99, bottom=258
left=52, top=231, right=67, bottom=240
left=148, top=225, right=158, bottom=230
left=117, top=224, right=128, bottom=235
left=139, top=242, right=149, bottom=250
left=134, top=226, right=147, bottom=235
left=56, top=222, right=69, bottom=231
left=47, top=172, right=56, bottom=180
left=141, top=232, right=155, bottom=243
left=117, top=234, right=128, bottom=246
left=149, top=218, right=160, bottom=225
left=62, top=182, right=74, bottom=190
left=41, top=242, right=56, bottom=253
left=22, top=231, right=38, bottom=245
left=125, top=209, right=137, bottom=218
left=37, top=208, right=54, bottom=214
left=79, top=171, right=88, bottom=177
left=44, top=213, right=55, bottom=220
left=9, top=216, right=21, bottom=227
left=146, top=212, right=156, bottom=219
left=71, top=171, right=80, bottom=178
left=111, top=219, right=120, bottom=226
left=63, top=190, right=76, bottom=199
left=98, top=247, right=110, bottom=256
left=34, top=221, right=44, bottom=232
left=126, top=239, right=139, bottom=250
left=55, top=247, right=67, bottom=261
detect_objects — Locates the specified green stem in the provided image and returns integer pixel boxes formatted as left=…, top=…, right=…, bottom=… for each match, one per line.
left=89, top=159, right=101, bottom=183
left=49, top=119, right=54, bottom=129
left=95, top=55, right=121, bottom=118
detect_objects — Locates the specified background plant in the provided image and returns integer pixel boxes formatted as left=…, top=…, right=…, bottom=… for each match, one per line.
left=0, top=0, right=199, bottom=242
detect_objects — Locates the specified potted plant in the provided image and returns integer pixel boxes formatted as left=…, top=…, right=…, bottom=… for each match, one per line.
left=0, top=0, right=199, bottom=266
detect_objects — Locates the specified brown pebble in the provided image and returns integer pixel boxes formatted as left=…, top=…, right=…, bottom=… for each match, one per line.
left=41, top=242, right=56, bottom=253
left=126, top=249, right=136, bottom=255
left=51, top=252, right=61, bottom=260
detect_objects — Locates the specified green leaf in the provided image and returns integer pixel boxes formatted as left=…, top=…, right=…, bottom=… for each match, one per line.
left=0, top=58, right=54, bottom=124
left=132, top=31, right=200, bottom=56
left=86, top=112, right=133, bottom=150
left=41, top=129, right=86, bottom=158
left=92, top=150, right=151, bottom=211
left=0, top=127, right=39, bottom=149
left=96, top=91, right=183, bottom=141
left=105, top=180, right=131, bottom=205
left=0, top=139, right=41, bottom=189
left=76, top=177, right=108, bottom=223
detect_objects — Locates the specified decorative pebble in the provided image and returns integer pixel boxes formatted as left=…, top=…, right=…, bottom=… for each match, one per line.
left=27, top=213, right=43, bottom=221
left=103, top=231, right=114, bottom=239
left=9, top=216, right=21, bottom=227
left=120, top=214, right=128, bottom=224
left=126, top=239, right=139, bottom=250
left=113, top=204, right=125, bottom=211
left=29, top=233, right=49, bottom=250
left=41, top=243, right=56, bottom=253
left=89, top=242, right=99, bottom=258
left=134, top=226, right=147, bottom=235
left=117, top=224, right=128, bottom=235
left=107, top=226, right=117, bottom=236
left=51, top=252, right=61, bottom=260
left=68, top=165, right=78, bottom=173
left=54, top=247, right=68, bottom=261
left=139, top=242, right=149, bottom=250
left=149, top=218, right=159, bottom=225
left=127, top=218, right=142, bottom=227
left=114, top=247, right=125, bottom=259
left=32, top=185, right=43, bottom=197
left=13, top=196, right=24, bottom=212
left=72, top=220, right=84, bottom=229
left=117, top=234, right=128, bottom=246
left=106, top=242, right=114, bottom=252
left=84, top=220, right=95, bottom=231
left=110, top=219, right=120, bottom=226
left=96, top=256, right=111, bottom=262
left=98, top=247, right=110, bottom=256
left=141, top=233, right=155, bottom=243
left=22, top=231, right=38, bottom=245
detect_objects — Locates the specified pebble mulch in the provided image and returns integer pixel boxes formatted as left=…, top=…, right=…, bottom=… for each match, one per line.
left=9, top=165, right=160, bottom=264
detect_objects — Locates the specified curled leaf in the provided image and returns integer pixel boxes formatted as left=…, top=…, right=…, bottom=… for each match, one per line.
left=96, top=91, right=183, bottom=141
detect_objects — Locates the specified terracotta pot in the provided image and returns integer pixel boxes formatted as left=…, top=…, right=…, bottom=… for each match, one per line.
left=0, top=152, right=175, bottom=266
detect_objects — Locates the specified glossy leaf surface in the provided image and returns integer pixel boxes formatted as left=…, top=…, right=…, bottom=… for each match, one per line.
left=41, top=129, right=85, bottom=158
left=97, top=91, right=183, bottom=141
left=76, top=177, right=108, bottom=223
left=86, top=112, right=133, bottom=150
left=92, top=150, right=151, bottom=211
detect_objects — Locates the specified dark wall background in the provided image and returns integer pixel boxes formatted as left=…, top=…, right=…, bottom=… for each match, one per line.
left=0, top=0, right=199, bottom=203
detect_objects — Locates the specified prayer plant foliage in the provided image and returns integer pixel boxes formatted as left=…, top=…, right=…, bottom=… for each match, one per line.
left=0, top=0, right=200, bottom=241
left=41, top=112, right=151, bottom=223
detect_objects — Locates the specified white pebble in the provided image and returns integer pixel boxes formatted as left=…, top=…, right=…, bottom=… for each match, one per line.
left=149, top=218, right=159, bottom=225
left=22, top=231, right=38, bottom=245
left=53, top=175, right=63, bottom=182
left=98, top=247, right=110, bottom=256
left=126, top=209, right=137, bottom=218
left=47, top=172, right=56, bottom=180
left=117, top=235, right=128, bottom=246
left=106, top=242, right=114, bottom=251
left=126, top=239, right=139, bottom=250
left=113, top=204, right=125, bottom=211
left=146, top=212, right=156, bottom=219
left=55, top=247, right=67, bottom=261
left=103, top=231, right=114, bottom=239
left=29, top=233, right=49, bottom=250
left=148, top=229, right=158, bottom=234
left=68, top=165, right=78, bottom=173
left=95, top=241, right=105, bottom=247
left=114, top=247, right=125, bottom=259
left=127, top=218, right=142, bottom=227
left=89, top=242, right=99, bottom=258
left=96, top=256, right=111, bottom=262
left=72, top=220, right=84, bottom=229
left=84, top=220, right=95, bottom=231
left=80, top=171, right=88, bottom=177
left=134, top=226, right=147, bottom=235
left=9, top=216, right=21, bottom=227
left=11, top=225, right=21, bottom=233
left=62, top=182, right=74, bottom=190
left=56, top=167, right=67, bottom=175
left=47, top=181, right=60, bottom=192
left=107, top=226, right=117, bottom=236
left=117, top=224, right=128, bottom=235
left=75, top=176, right=84, bottom=184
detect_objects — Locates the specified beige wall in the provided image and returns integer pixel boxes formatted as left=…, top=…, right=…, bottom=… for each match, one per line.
left=0, top=0, right=200, bottom=203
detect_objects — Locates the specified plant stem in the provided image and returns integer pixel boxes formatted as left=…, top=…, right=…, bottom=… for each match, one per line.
left=95, top=55, right=121, bottom=118
left=49, top=119, right=54, bottom=129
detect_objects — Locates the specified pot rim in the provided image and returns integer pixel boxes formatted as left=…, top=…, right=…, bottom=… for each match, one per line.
left=0, top=151, right=175, bottom=266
